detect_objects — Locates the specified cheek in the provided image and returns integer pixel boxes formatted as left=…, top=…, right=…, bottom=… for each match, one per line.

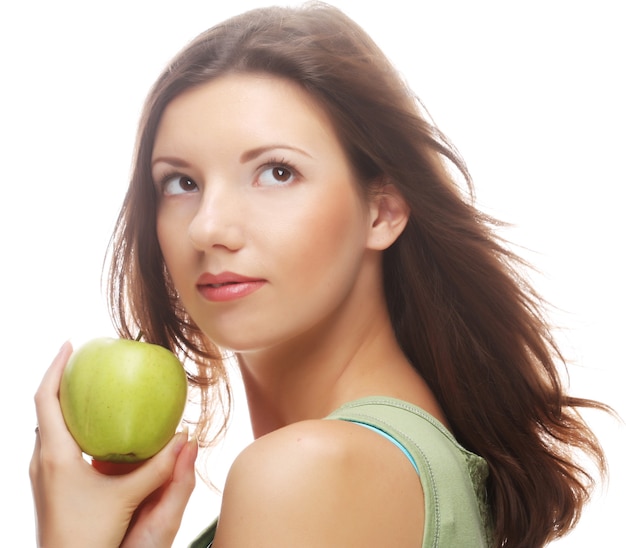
left=318, top=180, right=369, bottom=246
left=276, top=181, right=369, bottom=280
left=156, top=213, right=190, bottom=288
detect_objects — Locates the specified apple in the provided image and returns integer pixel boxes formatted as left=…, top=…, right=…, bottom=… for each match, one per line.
left=59, top=337, right=188, bottom=464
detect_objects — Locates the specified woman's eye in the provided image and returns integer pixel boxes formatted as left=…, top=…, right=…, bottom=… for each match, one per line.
left=161, top=175, right=198, bottom=195
left=257, top=165, right=296, bottom=186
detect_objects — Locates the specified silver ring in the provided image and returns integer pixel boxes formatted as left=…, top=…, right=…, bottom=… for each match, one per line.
left=35, top=425, right=39, bottom=434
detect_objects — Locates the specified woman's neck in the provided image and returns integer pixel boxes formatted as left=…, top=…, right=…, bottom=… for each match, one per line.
left=236, top=312, right=436, bottom=438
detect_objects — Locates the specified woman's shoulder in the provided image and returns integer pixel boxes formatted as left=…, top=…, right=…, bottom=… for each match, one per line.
left=211, top=418, right=424, bottom=547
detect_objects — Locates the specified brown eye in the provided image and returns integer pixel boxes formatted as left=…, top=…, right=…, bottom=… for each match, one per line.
left=178, top=176, right=197, bottom=191
left=272, top=167, right=291, bottom=182
left=162, top=175, right=199, bottom=195
left=258, top=164, right=296, bottom=186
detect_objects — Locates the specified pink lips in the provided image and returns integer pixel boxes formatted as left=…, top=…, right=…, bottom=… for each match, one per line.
left=196, top=272, right=266, bottom=302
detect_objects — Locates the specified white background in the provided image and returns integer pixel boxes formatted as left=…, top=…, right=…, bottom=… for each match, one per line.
left=1, top=1, right=623, bottom=545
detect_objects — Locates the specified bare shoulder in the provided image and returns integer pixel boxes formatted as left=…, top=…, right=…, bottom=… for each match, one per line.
left=212, top=419, right=424, bottom=547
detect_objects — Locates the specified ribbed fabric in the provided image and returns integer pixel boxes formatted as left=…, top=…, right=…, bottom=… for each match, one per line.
left=327, top=397, right=493, bottom=547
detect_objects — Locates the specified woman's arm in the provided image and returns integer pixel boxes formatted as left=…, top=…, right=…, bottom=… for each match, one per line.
left=212, top=419, right=424, bottom=547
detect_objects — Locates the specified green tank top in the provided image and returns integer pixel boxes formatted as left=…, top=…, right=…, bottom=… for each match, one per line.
left=189, top=396, right=493, bottom=547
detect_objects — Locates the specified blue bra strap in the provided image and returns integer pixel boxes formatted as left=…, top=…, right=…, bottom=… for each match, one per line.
left=345, top=420, right=420, bottom=476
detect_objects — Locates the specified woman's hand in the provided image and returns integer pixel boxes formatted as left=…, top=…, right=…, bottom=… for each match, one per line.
left=30, top=342, right=197, bottom=548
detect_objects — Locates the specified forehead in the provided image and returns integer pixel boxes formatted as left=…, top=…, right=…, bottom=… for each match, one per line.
left=152, top=73, right=342, bottom=158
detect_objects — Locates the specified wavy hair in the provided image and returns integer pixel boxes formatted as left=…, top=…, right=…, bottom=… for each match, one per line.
left=107, top=3, right=611, bottom=545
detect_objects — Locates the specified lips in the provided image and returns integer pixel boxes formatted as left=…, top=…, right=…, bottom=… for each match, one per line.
left=196, top=272, right=266, bottom=302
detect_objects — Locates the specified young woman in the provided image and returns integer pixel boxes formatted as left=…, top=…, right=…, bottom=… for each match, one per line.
left=30, top=3, right=611, bottom=547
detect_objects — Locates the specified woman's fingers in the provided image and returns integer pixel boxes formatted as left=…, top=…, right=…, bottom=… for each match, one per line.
left=123, top=431, right=191, bottom=497
left=30, top=343, right=194, bottom=547
left=29, top=425, right=42, bottom=506
left=30, top=342, right=83, bottom=493
left=119, top=434, right=198, bottom=547
left=163, top=434, right=198, bottom=517
left=33, top=342, right=76, bottom=449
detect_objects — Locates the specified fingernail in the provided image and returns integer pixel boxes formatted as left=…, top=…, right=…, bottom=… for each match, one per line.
left=57, top=340, right=72, bottom=358
left=188, top=436, right=199, bottom=460
left=173, top=430, right=189, bottom=455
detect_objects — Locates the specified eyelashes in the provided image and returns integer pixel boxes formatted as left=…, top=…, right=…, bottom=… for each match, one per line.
left=158, top=173, right=199, bottom=196
left=154, top=156, right=302, bottom=195
left=255, top=157, right=300, bottom=187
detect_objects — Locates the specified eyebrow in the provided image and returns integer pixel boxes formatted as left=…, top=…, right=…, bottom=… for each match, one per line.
left=151, top=156, right=192, bottom=169
left=240, top=145, right=312, bottom=163
left=152, top=145, right=313, bottom=170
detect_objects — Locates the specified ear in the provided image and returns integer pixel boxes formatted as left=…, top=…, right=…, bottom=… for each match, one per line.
left=366, top=183, right=410, bottom=251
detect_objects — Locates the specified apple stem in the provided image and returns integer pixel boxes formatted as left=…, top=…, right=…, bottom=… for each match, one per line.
left=135, top=331, right=143, bottom=342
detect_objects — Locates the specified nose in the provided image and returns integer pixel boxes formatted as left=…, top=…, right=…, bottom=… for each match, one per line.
left=188, top=186, right=245, bottom=253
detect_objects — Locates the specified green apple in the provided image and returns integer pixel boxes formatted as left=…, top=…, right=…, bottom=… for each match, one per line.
left=59, top=337, right=187, bottom=463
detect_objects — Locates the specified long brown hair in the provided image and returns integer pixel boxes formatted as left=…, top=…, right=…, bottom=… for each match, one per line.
left=107, top=3, right=612, bottom=546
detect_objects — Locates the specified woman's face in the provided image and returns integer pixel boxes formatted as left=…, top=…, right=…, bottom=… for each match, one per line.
left=152, top=73, right=380, bottom=354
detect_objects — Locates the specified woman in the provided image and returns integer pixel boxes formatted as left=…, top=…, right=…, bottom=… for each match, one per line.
left=30, top=3, right=611, bottom=547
